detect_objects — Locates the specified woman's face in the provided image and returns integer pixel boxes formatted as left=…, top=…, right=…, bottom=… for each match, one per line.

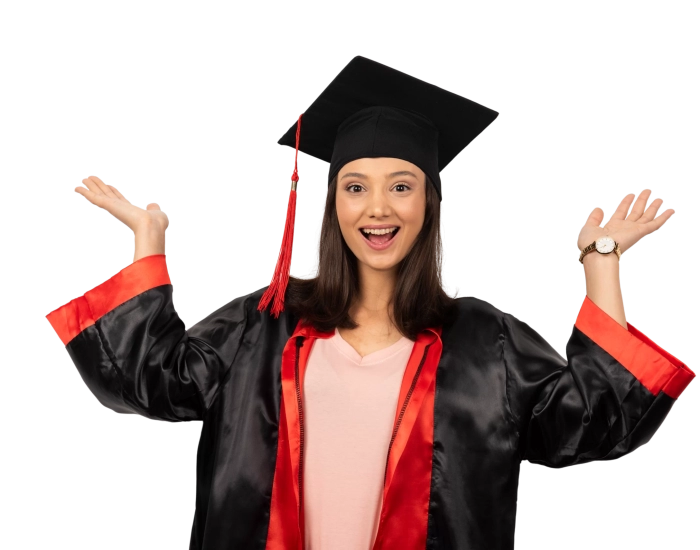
left=335, top=157, right=426, bottom=274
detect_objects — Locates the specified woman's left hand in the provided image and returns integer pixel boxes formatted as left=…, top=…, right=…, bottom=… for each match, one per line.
left=577, top=189, right=675, bottom=255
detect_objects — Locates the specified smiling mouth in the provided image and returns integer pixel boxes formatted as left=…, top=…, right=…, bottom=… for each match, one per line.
left=360, top=227, right=400, bottom=245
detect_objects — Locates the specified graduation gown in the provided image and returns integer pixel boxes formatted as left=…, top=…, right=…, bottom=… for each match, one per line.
left=46, top=253, right=695, bottom=549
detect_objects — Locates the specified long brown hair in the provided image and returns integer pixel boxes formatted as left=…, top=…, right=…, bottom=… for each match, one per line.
left=285, top=175, right=456, bottom=340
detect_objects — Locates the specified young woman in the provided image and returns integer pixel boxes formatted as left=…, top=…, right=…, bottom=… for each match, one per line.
left=46, top=57, right=694, bottom=550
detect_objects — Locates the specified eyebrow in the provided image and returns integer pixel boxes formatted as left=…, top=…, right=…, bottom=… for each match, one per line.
left=339, top=170, right=418, bottom=180
left=340, top=172, right=367, bottom=180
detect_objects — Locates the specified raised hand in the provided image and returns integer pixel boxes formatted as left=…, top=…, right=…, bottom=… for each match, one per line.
left=75, top=176, right=169, bottom=235
left=577, top=189, right=675, bottom=256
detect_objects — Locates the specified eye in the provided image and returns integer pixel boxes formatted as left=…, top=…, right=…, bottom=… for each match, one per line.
left=393, top=183, right=411, bottom=192
left=346, top=184, right=364, bottom=193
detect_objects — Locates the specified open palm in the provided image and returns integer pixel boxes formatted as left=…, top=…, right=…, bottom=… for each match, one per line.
left=75, top=175, right=168, bottom=234
left=577, top=189, right=675, bottom=255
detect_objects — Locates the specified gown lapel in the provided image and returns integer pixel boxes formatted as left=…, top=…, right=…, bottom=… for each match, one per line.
left=266, top=322, right=444, bottom=550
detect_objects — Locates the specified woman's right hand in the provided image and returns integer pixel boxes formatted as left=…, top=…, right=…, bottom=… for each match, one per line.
left=73, top=176, right=170, bottom=236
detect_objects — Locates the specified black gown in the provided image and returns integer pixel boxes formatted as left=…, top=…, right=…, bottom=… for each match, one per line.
left=46, top=253, right=695, bottom=549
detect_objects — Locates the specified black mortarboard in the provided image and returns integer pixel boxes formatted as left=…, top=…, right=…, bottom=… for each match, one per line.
left=259, top=56, right=498, bottom=317
left=278, top=55, right=499, bottom=200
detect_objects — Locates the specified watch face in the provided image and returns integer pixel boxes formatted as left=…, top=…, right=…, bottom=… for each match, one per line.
left=595, top=236, right=615, bottom=253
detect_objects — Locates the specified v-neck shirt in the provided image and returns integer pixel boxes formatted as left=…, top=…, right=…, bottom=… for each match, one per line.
left=302, top=329, right=414, bottom=550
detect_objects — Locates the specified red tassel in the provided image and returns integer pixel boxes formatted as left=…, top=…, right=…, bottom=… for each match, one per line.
left=258, top=114, right=302, bottom=317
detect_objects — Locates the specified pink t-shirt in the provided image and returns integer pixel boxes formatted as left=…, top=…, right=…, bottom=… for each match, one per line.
left=302, top=329, right=414, bottom=550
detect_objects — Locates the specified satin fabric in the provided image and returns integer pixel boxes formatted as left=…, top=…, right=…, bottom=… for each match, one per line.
left=266, top=323, right=442, bottom=550
left=46, top=254, right=695, bottom=549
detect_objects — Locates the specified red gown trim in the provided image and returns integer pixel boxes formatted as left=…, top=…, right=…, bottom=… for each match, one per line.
left=372, top=328, right=442, bottom=550
left=45, top=260, right=694, bottom=545
left=265, top=322, right=444, bottom=550
left=45, top=254, right=171, bottom=345
left=574, top=295, right=695, bottom=399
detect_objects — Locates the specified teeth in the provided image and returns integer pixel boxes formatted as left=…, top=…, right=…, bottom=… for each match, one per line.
left=361, top=227, right=398, bottom=235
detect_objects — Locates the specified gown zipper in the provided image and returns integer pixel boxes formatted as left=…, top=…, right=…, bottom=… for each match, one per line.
left=294, top=336, right=305, bottom=548
left=294, top=336, right=433, bottom=548
left=382, top=342, right=431, bottom=487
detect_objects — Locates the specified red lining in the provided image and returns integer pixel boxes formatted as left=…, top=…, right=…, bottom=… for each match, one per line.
left=265, top=323, right=444, bottom=550
left=372, top=329, right=442, bottom=550
left=45, top=254, right=171, bottom=345
left=575, top=295, right=694, bottom=399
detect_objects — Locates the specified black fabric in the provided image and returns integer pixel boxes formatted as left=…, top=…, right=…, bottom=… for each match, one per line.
left=329, top=106, right=441, bottom=196
left=425, top=298, right=678, bottom=549
left=62, top=283, right=681, bottom=549
left=278, top=56, right=499, bottom=200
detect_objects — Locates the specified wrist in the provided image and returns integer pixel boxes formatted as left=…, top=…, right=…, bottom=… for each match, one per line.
left=582, top=249, right=619, bottom=269
left=134, top=225, right=165, bottom=262
left=579, top=235, right=621, bottom=265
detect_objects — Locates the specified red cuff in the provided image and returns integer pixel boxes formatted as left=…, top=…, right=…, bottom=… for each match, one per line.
left=574, top=295, right=695, bottom=399
left=46, top=254, right=171, bottom=346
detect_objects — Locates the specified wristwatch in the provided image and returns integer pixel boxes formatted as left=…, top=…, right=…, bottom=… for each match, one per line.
left=579, top=235, right=621, bottom=263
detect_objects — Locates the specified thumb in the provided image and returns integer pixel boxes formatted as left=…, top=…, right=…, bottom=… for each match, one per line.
left=585, top=207, right=604, bottom=227
left=146, top=203, right=161, bottom=211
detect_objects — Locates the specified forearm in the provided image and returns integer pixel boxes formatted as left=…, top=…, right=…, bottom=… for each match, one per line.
left=582, top=251, right=626, bottom=329
left=134, top=222, right=166, bottom=262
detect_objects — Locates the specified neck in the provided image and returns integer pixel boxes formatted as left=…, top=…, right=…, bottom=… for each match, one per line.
left=351, top=263, right=398, bottom=327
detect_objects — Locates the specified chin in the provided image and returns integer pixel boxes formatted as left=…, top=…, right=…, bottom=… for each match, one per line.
left=357, top=253, right=404, bottom=272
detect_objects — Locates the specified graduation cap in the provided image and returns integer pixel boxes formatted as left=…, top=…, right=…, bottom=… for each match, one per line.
left=258, top=55, right=499, bottom=317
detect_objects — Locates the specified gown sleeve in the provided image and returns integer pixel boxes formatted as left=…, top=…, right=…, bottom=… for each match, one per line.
left=45, top=254, right=247, bottom=422
left=502, top=295, right=694, bottom=467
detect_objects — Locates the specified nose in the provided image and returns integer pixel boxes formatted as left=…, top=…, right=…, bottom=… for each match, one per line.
left=366, top=188, right=392, bottom=219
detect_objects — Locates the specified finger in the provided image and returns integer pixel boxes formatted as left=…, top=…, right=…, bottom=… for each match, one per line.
left=88, top=175, right=118, bottom=199
left=627, top=189, right=652, bottom=221
left=74, top=185, right=108, bottom=208
left=81, top=177, right=104, bottom=196
left=584, top=207, right=604, bottom=227
left=638, top=197, right=663, bottom=223
left=643, top=208, right=675, bottom=234
left=108, top=185, right=131, bottom=203
left=146, top=203, right=161, bottom=211
left=610, top=193, right=636, bottom=221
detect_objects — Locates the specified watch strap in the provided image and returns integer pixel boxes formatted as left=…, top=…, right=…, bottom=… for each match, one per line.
left=579, top=239, right=621, bottom=263
left=579, top=241, right=598, bottom=263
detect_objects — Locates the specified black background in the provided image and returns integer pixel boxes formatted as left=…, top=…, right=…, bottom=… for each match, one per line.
left=38, top=48, right=698, bottom=550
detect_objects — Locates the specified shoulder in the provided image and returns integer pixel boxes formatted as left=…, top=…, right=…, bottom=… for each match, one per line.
left=449, top=296, right=507, bottom=326
left=453, top=296, right=505, bottom=316
left=444, top=297, right=555, bottom=355
left=187, top=286, right=299, bottom=342
left=441, top=296, right=507, bottom=347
